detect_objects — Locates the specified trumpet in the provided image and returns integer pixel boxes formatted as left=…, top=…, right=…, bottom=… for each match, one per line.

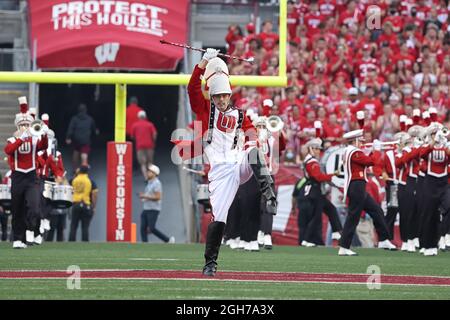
left=363, top=140, right=400, bottom=149
left=29, top=119, right=45, bottom=137
left=266, top=115, right=284, bottom=133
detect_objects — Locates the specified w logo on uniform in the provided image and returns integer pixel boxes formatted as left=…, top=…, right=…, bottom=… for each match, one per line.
left=216, top=113, right=236, bottom=133
left=432, top=150, right=446, bottom=163
left=95, top=43, right=120, bottom=65
left=18, top=142, right=31, bottom=154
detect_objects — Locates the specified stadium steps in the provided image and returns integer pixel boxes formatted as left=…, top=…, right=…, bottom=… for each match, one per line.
left=0, top=89, right=28, bottom=175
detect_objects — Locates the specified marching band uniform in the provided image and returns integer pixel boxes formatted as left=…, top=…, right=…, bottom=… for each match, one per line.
left=339, top=129, right=395, bottom=255
left=184, top=51, right=277, bottom=276
left=257, top=119, right=286, bottom=249
left=396, top=135, right=419, bottom=249
left=419, top=128, right=449, bottom=256
left=383, top=146, right=401, bottom=242
left=296, top=138, right=342, bottom=246
left=4, top=97, right=48, bottom=248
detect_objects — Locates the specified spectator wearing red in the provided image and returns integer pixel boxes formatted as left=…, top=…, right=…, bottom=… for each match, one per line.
left=225, top=24, right=244, bottom=56
left=298, top=110, right=317, bottom=145
left=383, top=5, right=405, bottom=33
left=329, top=44, right=353, bottom=80
left=258, top=20, right=279, bottom=52
left=337, top=0, right=361, bottom=28
left=323, top=113, right=344, bottom=147
left=376, top=104, right=400, bottom=142
left=358, top=86, right=384, bottom=120
left=126, top=96, right=144, bottom=139
left=303, top=1, right=325, bottom=38
left=354, top=44, right=378, bottom=85
left=131, top=110, right=158, bottom=179
left=318, top=0, right=337, bottom=18
left=280, top=86, right=302, bottom=115
left=287, top=1, right=300, bottom=40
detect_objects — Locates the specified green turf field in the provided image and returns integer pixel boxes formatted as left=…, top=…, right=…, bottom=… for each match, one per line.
left=0, top=242, right=449, bottom=300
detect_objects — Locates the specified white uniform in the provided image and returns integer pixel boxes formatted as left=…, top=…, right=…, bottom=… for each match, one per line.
left=205, top=107, right=257, bottom=223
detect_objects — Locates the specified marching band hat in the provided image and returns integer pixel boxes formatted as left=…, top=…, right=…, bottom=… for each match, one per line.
left=15, top=96, right=33, bottom=127
left=305, top=138, right=323, bottom=149
left=407, top=125, right=423, bottom=137
left=253, top=116, right=267, bottom=127
left=393, top=132, right=411, bottom=144
left=343, top=129, right=364, bottom=141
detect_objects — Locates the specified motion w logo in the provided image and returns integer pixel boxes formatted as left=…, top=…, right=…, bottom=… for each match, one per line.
left=95, top=43, right=120, bottom=65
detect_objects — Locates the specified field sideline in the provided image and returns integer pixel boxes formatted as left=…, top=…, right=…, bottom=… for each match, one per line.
left=0, top=242, right=449, bottom=300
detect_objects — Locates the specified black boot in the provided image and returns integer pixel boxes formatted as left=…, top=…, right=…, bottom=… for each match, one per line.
left=203, top=221, right=226, bottom=277
left=248, top=148, right=277, bottom=215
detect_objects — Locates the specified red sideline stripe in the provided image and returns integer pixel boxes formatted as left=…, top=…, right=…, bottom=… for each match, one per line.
left=1, top=270, right=450, bottom=286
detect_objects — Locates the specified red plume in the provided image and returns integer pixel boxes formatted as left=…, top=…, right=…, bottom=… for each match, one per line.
left=356, top=111, right=365, bottom=128
left=18, top=96, right=28, bottom=114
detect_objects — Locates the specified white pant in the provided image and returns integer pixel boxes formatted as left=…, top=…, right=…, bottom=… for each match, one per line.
left=208, top=147, right=255, bottom=223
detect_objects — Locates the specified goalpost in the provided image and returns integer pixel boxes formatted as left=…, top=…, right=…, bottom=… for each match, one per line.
left=0, top=1, right=287, bottom=241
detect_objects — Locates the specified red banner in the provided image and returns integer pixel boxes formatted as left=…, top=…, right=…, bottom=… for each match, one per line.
left=106, top=142, right=132, bottom=242
left=28, top=0, right=189, bottom=70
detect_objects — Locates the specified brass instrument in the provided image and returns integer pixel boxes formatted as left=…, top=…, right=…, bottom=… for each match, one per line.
left=266, top=115, right=284, bottom=133
left=362, top=140, right=400, bottom=150
left=29, top=119, right=45, bottom=137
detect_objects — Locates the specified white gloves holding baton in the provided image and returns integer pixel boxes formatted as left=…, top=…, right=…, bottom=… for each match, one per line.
left=202, top=48, right=220, bottom=61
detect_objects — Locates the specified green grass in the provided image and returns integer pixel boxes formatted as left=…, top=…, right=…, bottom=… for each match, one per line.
left=0, top=243, right=449, bottom=299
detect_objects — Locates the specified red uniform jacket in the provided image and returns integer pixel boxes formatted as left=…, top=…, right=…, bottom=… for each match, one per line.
left=350, top=150, right=382, bottom=182
left=397, top=147, right=420, bottom=184
left=4, top=135, right=48, bottom=173
left=420, top=145, right=448, bottom=178
left=304, top=154, right=333, bottom=183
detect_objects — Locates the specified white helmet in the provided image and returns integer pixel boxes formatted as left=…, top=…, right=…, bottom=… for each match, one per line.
left=208, top=74, right=232, bottom=98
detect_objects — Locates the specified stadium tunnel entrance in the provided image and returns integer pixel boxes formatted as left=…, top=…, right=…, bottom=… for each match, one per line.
left=37, top=74, right=186, bottom=242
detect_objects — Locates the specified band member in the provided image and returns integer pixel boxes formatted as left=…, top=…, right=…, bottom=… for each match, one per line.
left=183, top=49, right=277, bottom=276
left=419, top=124, right=449, bottom=256
left=38, top=132, right=65, bottom=242
left=394, top=131, right=418, bottom=251
left=340, top=129, right=396, bottom=256
left=383, top=138, right=401, bottom=245
left=405, top=125, right=426, bottom=252
left=295, top=138, right=341, bottom=247
left=4, top=97, right=48, bottom=248
left=255, top=115, right=286, bottom=249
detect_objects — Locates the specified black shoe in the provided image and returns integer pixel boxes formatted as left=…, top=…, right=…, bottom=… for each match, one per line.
left=202, top=262, right=217, bottom=277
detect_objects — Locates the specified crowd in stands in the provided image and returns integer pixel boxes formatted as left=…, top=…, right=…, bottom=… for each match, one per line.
left=224, top=0, right=450, bottom=164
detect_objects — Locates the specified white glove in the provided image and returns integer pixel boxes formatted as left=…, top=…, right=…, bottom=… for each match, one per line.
left=19, top=130, right=29, bottom=140
left=202, top=48, right=219, bottom=61
left=372, top=139, right=382, bottom=151
left=42, top=124, right=49, bottom=134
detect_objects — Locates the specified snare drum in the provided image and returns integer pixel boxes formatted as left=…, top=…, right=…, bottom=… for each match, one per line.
left=0, top=184, right=11, bottom=210
left=196, top=184, right=210, bottom=205
left=52, top=185, right=73, bottom=209
left=43, top=181, right=55, bottom=200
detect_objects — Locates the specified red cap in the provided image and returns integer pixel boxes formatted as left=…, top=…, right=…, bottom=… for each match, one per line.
left=246, top=22, right=255, bottom=33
